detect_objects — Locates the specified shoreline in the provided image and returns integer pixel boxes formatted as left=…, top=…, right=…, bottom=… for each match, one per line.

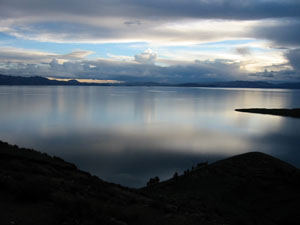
left=236, top=108, right=300, bottom=119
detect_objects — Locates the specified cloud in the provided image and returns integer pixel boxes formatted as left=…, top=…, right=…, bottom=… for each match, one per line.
left=249, top=69, right=299, bottom=81
left=0, top=19, right=252, bottom=44
left=1, top=47, right=299, bottom=82
left=235, top=47, right=251, bottom=56
left=248, top=69, right=275, bottom=78
left=1, top=0, right=300, bottom=21
left=134, top=49, right=157, bottom=64
left=49, top=59, right=86, bottom=75
left=0, top=47, right=56, bottom=63
left=285, top=48, right=300, bottom=72
left=253, top=19, right=300, bottom=47
left=2, top=54, right=299, bottom=82
left=124, top=20, right=142, bottom=26
left=0, top=48, right=244, bottom=82
left=62, top=50, right=94, bottom=59
left=0, top=47, right=94, bottom=63
left=0, top=1, right=299, bottom=46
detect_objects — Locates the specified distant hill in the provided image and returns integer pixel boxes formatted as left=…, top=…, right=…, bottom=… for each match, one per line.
left=1, top=140, right=300, bottom=225
left=0, top=75, right=110, bottom=86
left=1, top=74, right=300, bottom=88
left=124, top=81, right=162, bottom=86
left=178, top=80, right=300, bottom=89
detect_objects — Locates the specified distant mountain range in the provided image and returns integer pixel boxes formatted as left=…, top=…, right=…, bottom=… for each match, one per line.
left=0, top=75, right=109, bottom=86
left=1, top=74, right=300, bottom=89
left=177, top=81, right=300, bottom=89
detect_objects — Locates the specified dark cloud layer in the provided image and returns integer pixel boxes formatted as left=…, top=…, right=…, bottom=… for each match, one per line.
left=286, top=48, right=300, bottom=72
left=249, top=69, right=300, bottom=81
left=253, top=20, right=300, bottom=47
left=1, top=0, right=300, bottom=20
left=1, top=0, right=300, bottom=47
left=0, top=57, right=243, bottom=83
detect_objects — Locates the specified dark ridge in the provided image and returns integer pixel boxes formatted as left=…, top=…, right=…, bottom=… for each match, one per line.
left=144, top=151, right=300, bottom=225
left=1, top=141, right=300, bottom=225
left=235, top=108, right=300, bottom=119
left=178, top=81, right=275, bottom=88
left=0, top=141, right=212, bottom=225
left=124, top=82, right=162, bottom=86
left=0, top=74, right=110, bottom=86
left=1, top=74, right=300, bottom=89
left=177, top=81, right=300, bottom=89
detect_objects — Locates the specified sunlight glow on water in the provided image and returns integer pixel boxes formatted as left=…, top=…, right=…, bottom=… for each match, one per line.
left=1, top=86, right=300, bottom=187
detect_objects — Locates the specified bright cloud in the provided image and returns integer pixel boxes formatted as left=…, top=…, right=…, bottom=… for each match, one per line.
left=134, top=49, right=157, bottom=64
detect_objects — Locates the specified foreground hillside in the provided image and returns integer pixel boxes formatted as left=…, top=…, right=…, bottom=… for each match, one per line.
left=0, top=141, right=199, bottom=225
left=144, top=152, right=300, bottom=225
left=1, top=141, right=300, bottom=225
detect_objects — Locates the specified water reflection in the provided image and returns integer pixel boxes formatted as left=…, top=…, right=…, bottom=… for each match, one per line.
left=0, top=86, right=300, bottom=187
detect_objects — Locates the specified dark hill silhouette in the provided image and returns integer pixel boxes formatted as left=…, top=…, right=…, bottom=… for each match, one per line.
left=0, top=141, right=209, bottom=225
left=1, top=141, right=300, bottom=225
left=179, top=81, right=274, bottom=88
left=178, top=81, right=300, bottom=89
left=144, top=152, right=300, bottom=225
left=0, top=75, right=109, bottom=86
left=236, top=108, right=300, bottom=119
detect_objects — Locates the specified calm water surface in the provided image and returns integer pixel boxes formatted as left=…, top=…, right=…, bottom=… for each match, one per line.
left=1, top=86, right=300, bottom=187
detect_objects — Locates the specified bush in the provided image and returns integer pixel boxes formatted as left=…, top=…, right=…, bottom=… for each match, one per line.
left=173, top=172, right=178, bottom=181
left=146, top=176, right=160, bottom=187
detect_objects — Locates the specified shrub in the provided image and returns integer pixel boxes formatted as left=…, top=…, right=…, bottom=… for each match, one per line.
left=146, top=176, right=160, bottom=187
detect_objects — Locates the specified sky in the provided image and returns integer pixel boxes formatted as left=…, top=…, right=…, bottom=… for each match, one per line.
left=0, top=0, right=299, bottom=83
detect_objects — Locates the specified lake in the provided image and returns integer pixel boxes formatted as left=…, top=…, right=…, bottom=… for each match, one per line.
left=1, top=86, right=300, bottom=187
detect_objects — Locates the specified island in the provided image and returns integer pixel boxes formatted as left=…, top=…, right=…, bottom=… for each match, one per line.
left=235, top=108, right=300, bottom=119
left=1, top=140, right=299, bottom=225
